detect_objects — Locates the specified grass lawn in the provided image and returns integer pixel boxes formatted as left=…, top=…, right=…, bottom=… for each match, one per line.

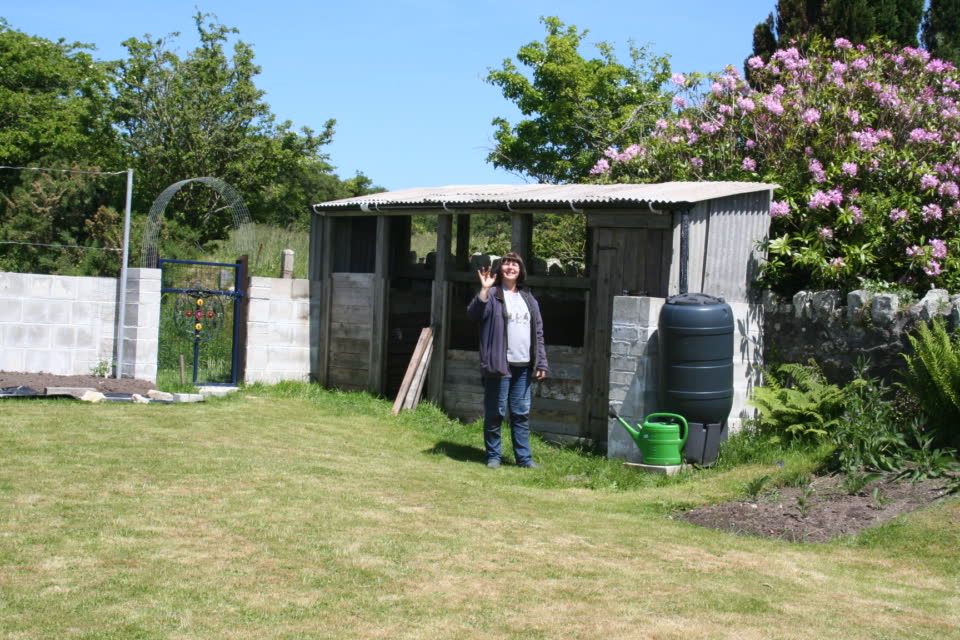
left=1, top=384, right=958, bottom=639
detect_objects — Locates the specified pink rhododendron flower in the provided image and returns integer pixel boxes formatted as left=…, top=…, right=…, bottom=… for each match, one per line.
left=590, top=159, right=611, bottom=175
left=710, top=82, right=724, bottom=95
left=831, top=61, right=847, bottom=75
left=819, top=227, right=834, bottom=239
left=671, top=73, right=687, bottom=86
left=676, top=118, right=692, bottom=131
left=889, top=208, right=908, bottom=222
left=737, top=97, right=755, bottom=112
left=830, top=257, right=845, bottom=269
left=906, top=245, right=922, bottom=257
left=909, top=128, right=942, bottom=143
left=922, top=203, right=943, bottom=221
left=834, top=38, right=852, bottom=49
left=802, top=108, right=821, bottom=124
left=687, top=132, right=699, bottom=144
left=656, top=118, right=669, bottom=130
left=719, top=104, right=734, bottom=115
left=929, top=239, right=948, bottom=259
left=939, top=181, right=959, bottom=198
left=747, top=56, right=765, bottom=70
left=808, top=158, right=826, bottom=183
left=808, top=190, right=833, bottom=210
left=745, top=139, right=757, bottom=149
left=846, top=109, right=860, bottom=125
left=770, top=200, right=791, bottom=217
left=920, top=174, right=940, bottom=190
left=690, top=157, right=704, bottom=169
left=848, top=205, right=864, bottom=223
left=673, top=95, right=688, bottom=109
left=742, top=157, right=757, bottom=171
left=924, top=260, right=942, bottom=276
left=842, top=162, right=858, bottom=177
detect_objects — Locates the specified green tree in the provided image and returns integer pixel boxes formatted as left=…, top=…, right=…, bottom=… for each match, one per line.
left=749, top=0, right=924, bottom=62
left=0, top=19, right=116, bottom=173
left=486, top=16, right=672, bottom=184
left=922, top=0, right=960, bottom=66
left=0, top=21, right=122, bottom=274
left=110, top=12, right=337, bottom=248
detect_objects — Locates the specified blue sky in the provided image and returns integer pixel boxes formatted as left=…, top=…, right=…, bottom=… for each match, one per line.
left=5, top=1, right=775, bottom=192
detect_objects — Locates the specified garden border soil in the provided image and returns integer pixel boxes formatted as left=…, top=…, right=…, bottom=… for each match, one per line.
left=678, top=473, right=955, bottom=543
left=0, top=371, right=157, bottom=396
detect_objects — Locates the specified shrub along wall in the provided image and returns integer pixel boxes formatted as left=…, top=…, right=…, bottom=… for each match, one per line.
left=763, top=288, right=960, bottom=384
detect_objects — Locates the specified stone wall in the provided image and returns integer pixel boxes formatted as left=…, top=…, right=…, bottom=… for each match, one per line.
left=244, top=276, right=311, bottom=384
left=762, top=288, right=959, bottom=383
left=606, top=296, right=763, bottom=463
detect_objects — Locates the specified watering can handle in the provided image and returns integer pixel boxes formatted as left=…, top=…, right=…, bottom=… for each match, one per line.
left=645, top=413, right=688, bottom=445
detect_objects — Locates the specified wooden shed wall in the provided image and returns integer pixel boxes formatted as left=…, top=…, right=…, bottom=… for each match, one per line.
left=326, top=273, right=374, bottom=390
left=442, top=346, right=585, bottom=442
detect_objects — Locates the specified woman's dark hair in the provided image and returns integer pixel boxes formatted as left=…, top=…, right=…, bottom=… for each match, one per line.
left=495, top=252, right=527, bottom=284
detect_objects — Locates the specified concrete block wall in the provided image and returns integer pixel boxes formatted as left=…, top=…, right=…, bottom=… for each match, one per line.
left=244, top=276, right=311, bottom=384
left=606, top=296, right=762, bottom=463
left=0, top=271, right=118, bottom=376
left=120, top=269, right=161, bottom=381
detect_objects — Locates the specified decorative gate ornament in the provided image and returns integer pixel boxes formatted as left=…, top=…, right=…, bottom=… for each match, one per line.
left=173, top=284, right=227, bottom=343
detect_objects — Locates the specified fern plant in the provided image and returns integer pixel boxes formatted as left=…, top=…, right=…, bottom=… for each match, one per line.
left=901, top=317, right=960, bottom=449
left=748, top=362, right=845, bottom=443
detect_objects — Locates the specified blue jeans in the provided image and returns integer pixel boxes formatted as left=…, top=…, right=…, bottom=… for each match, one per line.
left=482, top=365, right=533, bottom=465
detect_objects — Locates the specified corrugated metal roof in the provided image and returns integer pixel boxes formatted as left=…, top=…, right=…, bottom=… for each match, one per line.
left=313, top=181, right=779, bottom=212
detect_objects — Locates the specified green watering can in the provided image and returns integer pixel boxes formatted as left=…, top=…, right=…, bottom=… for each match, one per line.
left=609, top=410, right=689, bottom=466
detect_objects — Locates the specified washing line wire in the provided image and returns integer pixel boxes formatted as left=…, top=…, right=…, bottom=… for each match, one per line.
left=0, top=165, right=127, bottom=176
left=0, top=241, right=121, bottom=252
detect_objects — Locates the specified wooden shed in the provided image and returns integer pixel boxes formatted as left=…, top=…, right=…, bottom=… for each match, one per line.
left=310, top=182, right=776, bottom=447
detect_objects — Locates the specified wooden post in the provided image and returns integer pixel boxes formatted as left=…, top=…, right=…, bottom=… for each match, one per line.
left=311, top=215, right=335, bottom=386
left=511, top=213, right=533, bottom=267
left=235, top=254, right=250, bottom=383
left=427, top=214, right=452, bottom=405
left=455, top=214, right=470, bottom=271
left=368, top=215, right=390, bottom=394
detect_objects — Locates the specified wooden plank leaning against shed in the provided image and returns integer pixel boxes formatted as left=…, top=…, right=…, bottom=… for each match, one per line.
left=392, top=327, right=433, bottom=415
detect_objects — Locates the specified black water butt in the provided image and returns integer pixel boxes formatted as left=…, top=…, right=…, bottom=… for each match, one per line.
left=658, top=293, right=734, bottom=465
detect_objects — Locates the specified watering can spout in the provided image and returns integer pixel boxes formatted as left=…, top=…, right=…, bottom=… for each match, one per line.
left=608, top=409, right=643, bottom=441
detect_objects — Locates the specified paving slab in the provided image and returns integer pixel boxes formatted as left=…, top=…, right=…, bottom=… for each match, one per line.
left=623, top=462, right=686, bottom=476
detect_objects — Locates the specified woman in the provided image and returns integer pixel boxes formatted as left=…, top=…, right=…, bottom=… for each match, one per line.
left=466, top=252, right=548, bottom=469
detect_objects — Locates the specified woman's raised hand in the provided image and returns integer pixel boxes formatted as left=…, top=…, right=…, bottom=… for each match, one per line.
left=477, top=266, right=496, bottom=290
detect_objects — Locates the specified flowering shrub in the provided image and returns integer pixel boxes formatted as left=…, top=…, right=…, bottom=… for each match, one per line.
left=591, top=36, right=960, bottom=295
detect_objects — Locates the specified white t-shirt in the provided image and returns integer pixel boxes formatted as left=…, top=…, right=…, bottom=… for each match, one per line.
left=503, top=287, right=531, bottom=365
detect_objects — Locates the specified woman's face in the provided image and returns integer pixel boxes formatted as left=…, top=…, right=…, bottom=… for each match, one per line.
left=500, top=259, right=521, bottom=284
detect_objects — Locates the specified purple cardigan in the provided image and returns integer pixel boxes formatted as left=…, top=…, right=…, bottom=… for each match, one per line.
left=466, top=286, right=549, bottom=378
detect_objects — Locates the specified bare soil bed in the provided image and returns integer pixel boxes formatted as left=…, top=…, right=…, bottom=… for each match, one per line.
left=679, top=473, right=954, bottom=542
left=0, top=371, right=157, bottom=396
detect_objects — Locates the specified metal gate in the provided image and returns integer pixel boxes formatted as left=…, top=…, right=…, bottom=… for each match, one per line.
left=159, top=259, right=244, bottom=386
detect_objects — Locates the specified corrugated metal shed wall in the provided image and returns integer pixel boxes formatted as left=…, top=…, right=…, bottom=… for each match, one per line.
left=667, top=192, right=772, bottom=303
left=703, top=191, right=772, bottom=302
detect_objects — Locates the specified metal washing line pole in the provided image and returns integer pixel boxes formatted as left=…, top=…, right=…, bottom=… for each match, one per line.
left=115, top=169, right=133, bottom=378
